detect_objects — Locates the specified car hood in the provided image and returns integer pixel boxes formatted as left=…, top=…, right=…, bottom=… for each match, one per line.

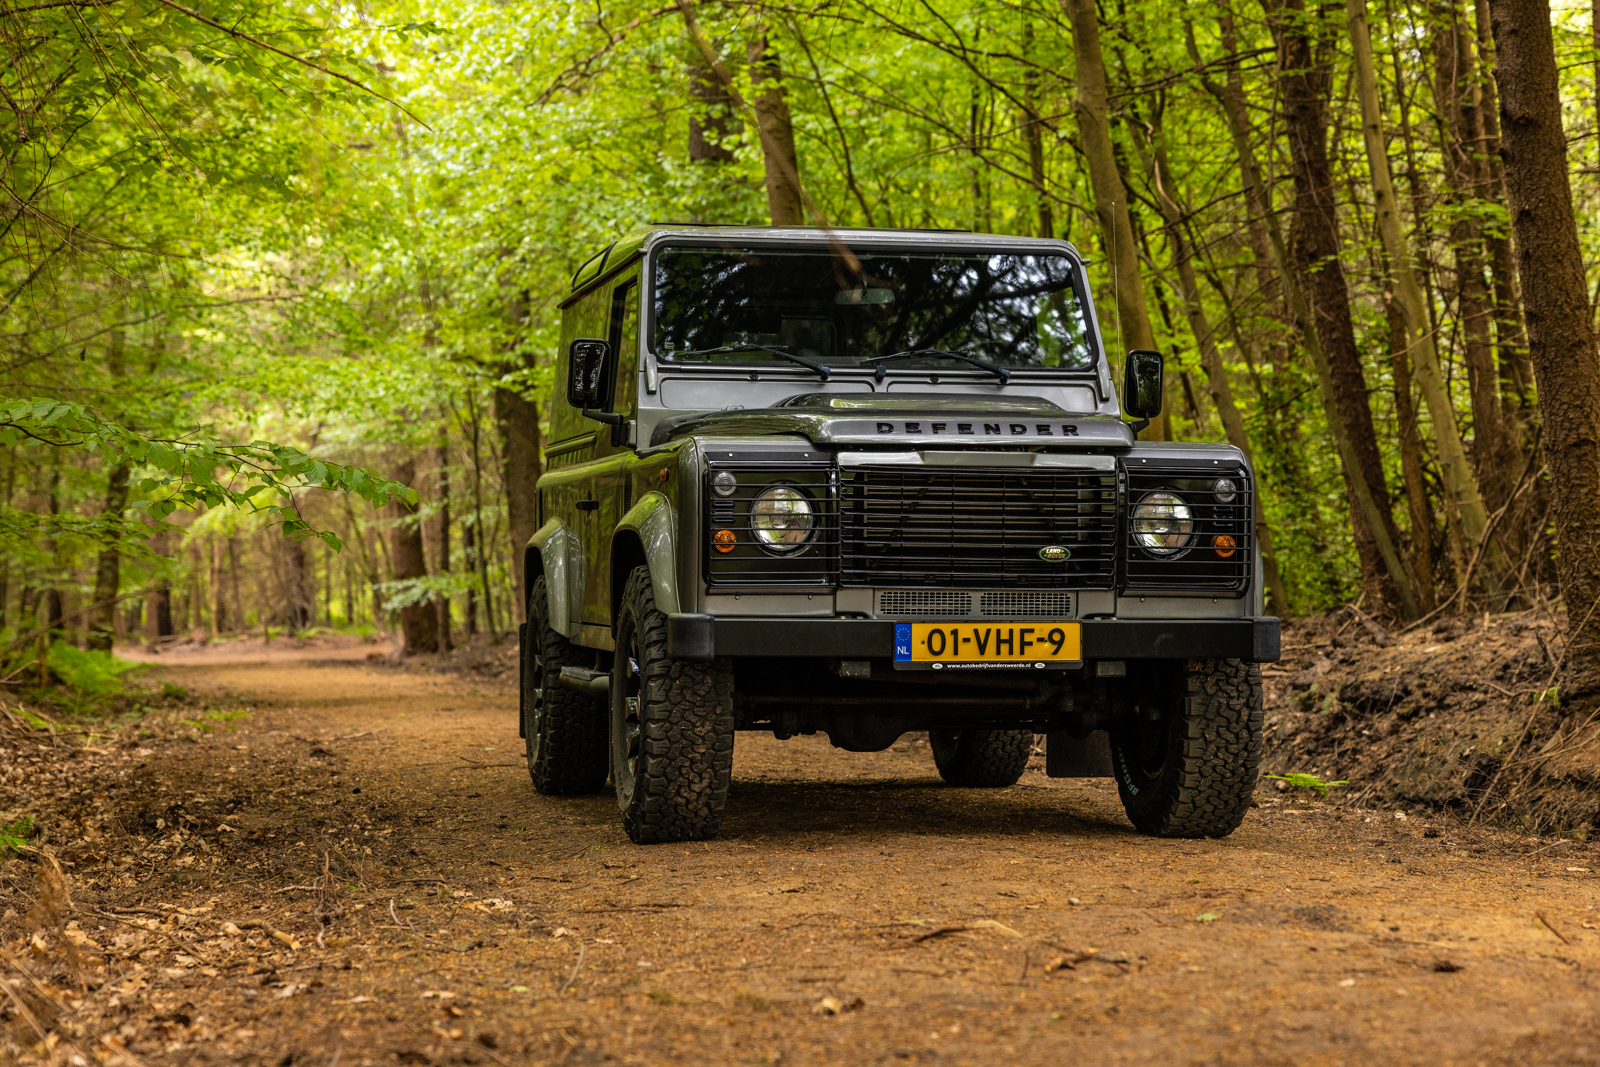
left=649, top=392, right=1134, bottom=448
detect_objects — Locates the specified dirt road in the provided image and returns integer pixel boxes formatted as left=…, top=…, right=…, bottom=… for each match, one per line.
left=6, top=649, right=1600, bottom=1065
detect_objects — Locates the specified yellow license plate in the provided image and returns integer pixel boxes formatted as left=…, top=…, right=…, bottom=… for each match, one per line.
left=893, top=621, right=1081, bottom=670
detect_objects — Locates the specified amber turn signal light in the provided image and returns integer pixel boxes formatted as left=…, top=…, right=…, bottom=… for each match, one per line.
left=1212, top=534, right=1237, bottom=558
left=712, top=529, right=736, bottom=554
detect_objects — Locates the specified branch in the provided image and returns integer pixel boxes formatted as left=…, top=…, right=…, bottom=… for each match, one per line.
left=147, top=0, right=432, bottom=129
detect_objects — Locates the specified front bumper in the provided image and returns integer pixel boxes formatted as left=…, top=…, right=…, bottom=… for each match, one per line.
left=666, top=615, right=1280, bottom=663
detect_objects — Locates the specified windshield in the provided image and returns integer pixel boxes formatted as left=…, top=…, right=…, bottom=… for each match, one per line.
left=651, top=245, right=1096, bottom=372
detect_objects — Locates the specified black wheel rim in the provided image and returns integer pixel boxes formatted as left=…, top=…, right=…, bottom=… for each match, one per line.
left=621, top=625, right=642, bottom=787
left=1126, top=702, right=1169, bottom=780
left=526, top=635, right=546, bottom=767
left=613, top=614, right=643, bottom=805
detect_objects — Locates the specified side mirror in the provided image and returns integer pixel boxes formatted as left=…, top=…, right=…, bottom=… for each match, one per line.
left=566, top=338, right=611, bottom=408
left=1123, top=349, right=1165, bottom=420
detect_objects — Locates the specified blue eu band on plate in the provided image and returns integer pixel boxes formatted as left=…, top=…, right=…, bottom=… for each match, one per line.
left=893, top=622, right=1082, bottom=670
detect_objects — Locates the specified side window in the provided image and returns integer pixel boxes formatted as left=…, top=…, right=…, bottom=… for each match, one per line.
left=606, top=280, right=639, bottom=415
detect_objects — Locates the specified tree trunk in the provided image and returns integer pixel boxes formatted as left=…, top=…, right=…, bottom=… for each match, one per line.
left=1020, top=21, right=1054, bottom=239
left=148, top=581, right=173, bottom=641
left=1275, top=0, right=1418, bottom=619
left=283, top=532, right=313, bottom=631
left=1472, top=0, right=1535, bottom=411
left=435, top=438, right=453, bottom=652
left=1488, top=0, right=1600, bottom=694
left=209, top=540, right=228, bottom=634
left=87, top=462, right=130, bottom=651
left=1386, top=288, right=1438, bottom=610
left=1431, top=1, right=1514, bottom=523
left=463, top=518, right=478, bottom=637
left=228, top=535, right=244, bottom=632
left=748, top=31, right=804, bottom=226
left=468, top=389, right=497, bottom=640
left=1061, top=0, right=1158, bottom=389
left=688, top=55, right=737, bottom=163
left=390, top=457, right=439, bottom=655
left=1347, top=0, right=1492, bottom=592
left=495, top=385, right=542, bottom=625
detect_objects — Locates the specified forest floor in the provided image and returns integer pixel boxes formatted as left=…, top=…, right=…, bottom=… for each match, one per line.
left=4, top=637, right=1600, bottom=1066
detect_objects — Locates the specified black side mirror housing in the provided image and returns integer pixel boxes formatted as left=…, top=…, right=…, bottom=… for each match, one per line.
left=566, top=338, right=611, bottom=408
left=1123, top=349, right=1165, bottom=421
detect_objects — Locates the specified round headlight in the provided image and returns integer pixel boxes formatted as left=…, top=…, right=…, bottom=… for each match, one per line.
left=1213, top=477, right=1239, bottom=503
left=750, top=485, right=814, bottom=553
left=1133, top=491, right=1193, bottom=556
left=712, top=471, right=738, bottom=497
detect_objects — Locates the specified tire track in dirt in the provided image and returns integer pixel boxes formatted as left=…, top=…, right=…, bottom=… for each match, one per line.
left=5, top=652, right=1600, bottom=1065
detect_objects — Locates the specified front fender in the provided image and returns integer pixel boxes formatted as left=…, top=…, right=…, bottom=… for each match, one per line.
left=529, top=519, right=583, bottom=639
left=615, top=491, right=680, bottom=616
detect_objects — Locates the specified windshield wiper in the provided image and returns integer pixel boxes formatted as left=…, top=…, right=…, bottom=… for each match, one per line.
left=662, top=344, right=831, bottom=380
left=865, top=348, right=1010, bottom=384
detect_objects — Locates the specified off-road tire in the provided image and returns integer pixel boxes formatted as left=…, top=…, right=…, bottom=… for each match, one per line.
left=1109, top=658, right=1262, bottom=838
left=522, top=575, right=609, bottom=794
left=611, top=566, right=735, bottom=844
left=929, top=729, right=1032, bottom=787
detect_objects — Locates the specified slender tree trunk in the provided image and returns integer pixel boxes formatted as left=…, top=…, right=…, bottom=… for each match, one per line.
left=390, top=457, right=439, bottom=655
left=228, top=535, right=244, bottom=632
left=463, top=519, right=478, bottom=637
left=1061, top=0, right=1159, bottom=394
left=1021, top=21, right=1054, bottom=239
left=468, top=389, right=497, bottom=640
left=87, top=462, right=130, bottom=651
left=1348, top=0, right=1494, bottom=595
left=209, top=540, right=228, bottom=634
left=148, top=582, right=173, bottom=641
left=1488, top=0, right=1600, bottom=694
left=1431, top=1, right=1515, bottom=523
left=749, top=30, right=804, bottom=226
left=436, top=437, right=453, bottom=652
left=1386, top=289, right=1438, bottom=609
left=283, top=528, right=313, bottom=631
left=1275, top=0, right=1419, bottom=618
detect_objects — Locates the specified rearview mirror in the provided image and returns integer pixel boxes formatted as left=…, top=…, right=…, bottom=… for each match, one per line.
left=1123, top=349, right=1165, bottom=420
left=567, top=338, right=611, bottom=408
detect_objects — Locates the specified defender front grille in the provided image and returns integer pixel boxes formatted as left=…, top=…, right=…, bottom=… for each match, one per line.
left=877, top=591, right=973, bottom=617
left=978, top=591, right=1075, bottom=617
left=1122, top=461, right=1252, bottom=596
left=839, top=466, right=1115, bottom=589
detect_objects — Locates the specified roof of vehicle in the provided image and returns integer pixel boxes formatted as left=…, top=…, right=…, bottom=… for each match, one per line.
left=567, top=223, right=1090, bottom=295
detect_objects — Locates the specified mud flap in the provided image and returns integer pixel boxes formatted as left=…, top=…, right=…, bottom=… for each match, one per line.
left=1046, top=730, right=1113, bottom=777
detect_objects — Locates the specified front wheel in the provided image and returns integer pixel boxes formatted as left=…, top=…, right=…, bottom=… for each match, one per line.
left=1109, top=658, right=1262, bottom=838
left=611, top=566, right=735, bottom=844
left=929, top=729, right=1032, bottom=787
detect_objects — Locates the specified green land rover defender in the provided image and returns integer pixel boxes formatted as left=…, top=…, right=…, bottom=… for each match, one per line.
left=519, top=224, right=1279, bottom=845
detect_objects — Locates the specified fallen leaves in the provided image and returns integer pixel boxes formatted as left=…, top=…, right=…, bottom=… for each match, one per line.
left=812, top=995, right=864, bottom=1015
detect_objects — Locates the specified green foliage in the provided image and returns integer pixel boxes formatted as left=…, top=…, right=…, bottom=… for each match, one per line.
left=0, top=398, right=415, bottom=551
left=0, top=816, right=35, bottom=856
left=1194, top=913, right=1221, bottom=923
left=1265, top=773, right=1351, bottom=798
left=46, top=641, right=141, bottom=697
